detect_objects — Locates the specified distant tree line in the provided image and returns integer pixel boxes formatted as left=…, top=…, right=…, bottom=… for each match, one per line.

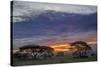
left=13, top=44, right=54, bottom=60
left=13, top=41, right=95, bottom=60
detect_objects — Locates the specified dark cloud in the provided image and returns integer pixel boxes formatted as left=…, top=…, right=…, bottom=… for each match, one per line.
left=13, top=12, right=97, bottom=39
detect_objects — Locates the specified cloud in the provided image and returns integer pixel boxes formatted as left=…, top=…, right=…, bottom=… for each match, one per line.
left=12, top=1, right=97, bottom=22
left=13, top=31, right=97, bottom=49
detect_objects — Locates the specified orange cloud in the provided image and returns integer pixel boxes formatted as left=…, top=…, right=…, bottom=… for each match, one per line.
left=87, top=41, right=97, bottom=45
left=49, top=43, right=73, bottom=52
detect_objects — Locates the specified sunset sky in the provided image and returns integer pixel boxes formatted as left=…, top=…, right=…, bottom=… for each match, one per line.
left=12, top=1, right=97, bottom=49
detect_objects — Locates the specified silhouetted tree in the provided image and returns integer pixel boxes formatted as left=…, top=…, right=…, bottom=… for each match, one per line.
left=14, top=44, right=54, bottom=60
left=71, top=41, right=92, bottom=58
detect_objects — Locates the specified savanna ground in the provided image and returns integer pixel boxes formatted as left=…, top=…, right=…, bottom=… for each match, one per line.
left=12, top=52, right=97, bottom=66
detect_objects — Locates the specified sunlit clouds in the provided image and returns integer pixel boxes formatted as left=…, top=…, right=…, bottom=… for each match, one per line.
left=12, top=1, right=97, bottom=51
left=13, top=31, right=97, bottom=49
left=12, top=1, right=97, bottom=22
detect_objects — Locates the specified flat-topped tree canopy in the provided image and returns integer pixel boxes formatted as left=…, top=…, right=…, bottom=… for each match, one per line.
left=19, top=44, right=54, bottom=51
left=71, top=41, right=91, bottom=50
left=19, top=45, right=40, bottom=50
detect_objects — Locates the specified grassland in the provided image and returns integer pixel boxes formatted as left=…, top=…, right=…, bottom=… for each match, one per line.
left=12, top=53, right=97, bottom=66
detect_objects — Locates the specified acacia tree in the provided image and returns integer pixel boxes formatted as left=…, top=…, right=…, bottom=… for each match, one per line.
left=71, top=41, right=92, bottom=58
left=14, top=45, right=54, bottom=60
left=14, top=44, right=41, bottom=59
